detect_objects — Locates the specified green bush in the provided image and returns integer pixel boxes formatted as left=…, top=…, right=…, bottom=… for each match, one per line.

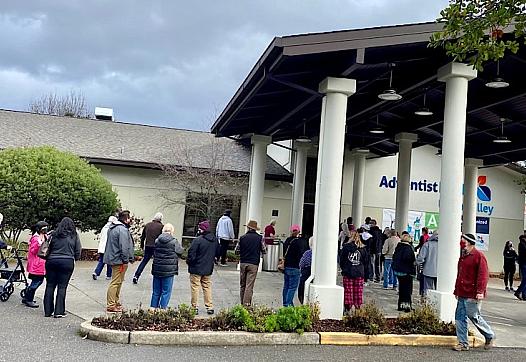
left=393, top=303, right=456, bottom=336
left=274, top=305, right=313, bottom=334
left=344, top=302, right=386, bottom=335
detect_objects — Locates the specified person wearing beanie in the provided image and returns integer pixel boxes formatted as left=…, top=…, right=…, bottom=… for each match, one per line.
left=453, top=233, right=495, bottom=352
left=93, top=216, right=118, bottom=281
left=186, top=219, right=219, bottom=315
left=133, top=212, right=164, bottom=284
left=216, top=209, right=235, bottom=266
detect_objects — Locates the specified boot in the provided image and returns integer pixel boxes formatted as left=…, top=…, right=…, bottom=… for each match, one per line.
left=24, top=287, right=36, bottom=305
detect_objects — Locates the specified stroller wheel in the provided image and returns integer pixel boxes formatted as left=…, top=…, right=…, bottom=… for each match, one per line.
left=6, top=285, right=14, bottom=295
left=20, top=288, right=27, bottom=299
left=0, top=292, right=9, bottom=302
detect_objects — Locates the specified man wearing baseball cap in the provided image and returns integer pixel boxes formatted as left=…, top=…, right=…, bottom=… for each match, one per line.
left=452, top=233, right=495, bottom=351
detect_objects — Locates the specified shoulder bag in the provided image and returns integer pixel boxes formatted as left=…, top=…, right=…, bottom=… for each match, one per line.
left=278, top=238, right=296, bottom=273
left=37, top=235, right=52, bottom=260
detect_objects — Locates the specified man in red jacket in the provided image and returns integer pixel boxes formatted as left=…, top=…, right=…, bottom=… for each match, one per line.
left=452, top=233, right=495, bottom=351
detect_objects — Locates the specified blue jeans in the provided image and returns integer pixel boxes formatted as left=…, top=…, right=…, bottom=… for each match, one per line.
left=134, top=246, right=155, bottom=279
left=455, top=297, right=495, bottom=346
left=93, top=253, right=112, bottom=278
left=282, top=267, right=301, bottom=306
left=516, top=263, right=526, bottom=297
left=150, top=275, right=174, bottom=309
left=383, top=259, right=397, bottom=288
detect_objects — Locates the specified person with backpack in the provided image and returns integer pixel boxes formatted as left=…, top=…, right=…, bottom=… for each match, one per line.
left=339, top=230, right=369, bottom=313
left=281, top=224, right=309, bottom=307
left=392, top=233, right=416, bottom=312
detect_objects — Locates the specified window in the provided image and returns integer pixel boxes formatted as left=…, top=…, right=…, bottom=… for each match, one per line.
left=182, top=192, right=242, bottom=237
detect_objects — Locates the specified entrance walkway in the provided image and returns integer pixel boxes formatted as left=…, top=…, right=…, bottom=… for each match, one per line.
left=28, top=261, right=526, bottom=348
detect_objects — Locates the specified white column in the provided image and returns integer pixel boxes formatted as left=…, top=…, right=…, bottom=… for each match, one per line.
left=291, top=142, right=310, bottom=226
left=351, top=149, right=369, bottom=227
left=463, top=158, right=483, bottom=235
left=428, top=63, right=477, bottom=322
left=246, top=135, right=271, bottom=224
left=308, top=77, right=356, bottom=319
left=394, top=133, right=418, bottom=233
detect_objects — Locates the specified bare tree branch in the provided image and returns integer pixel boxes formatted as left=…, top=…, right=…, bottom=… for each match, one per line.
left=29, top=90, right=91, bottom=118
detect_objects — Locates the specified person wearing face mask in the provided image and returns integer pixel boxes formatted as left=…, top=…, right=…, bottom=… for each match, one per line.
left=503, top=240, right=518, bottom=292
left=104, top=210, right=135, bottom=313
left=23, top=221, right=49, bottom=308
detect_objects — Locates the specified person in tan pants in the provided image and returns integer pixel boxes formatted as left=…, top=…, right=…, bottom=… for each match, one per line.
left=107, top=264, right=128, bottom=308
left=186, top=220, right=220, bottom=315
left=238, top=220, right=265, bottom=306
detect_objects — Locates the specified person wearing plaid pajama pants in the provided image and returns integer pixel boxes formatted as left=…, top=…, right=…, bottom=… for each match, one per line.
left=339, top=230, right=369, bottom=313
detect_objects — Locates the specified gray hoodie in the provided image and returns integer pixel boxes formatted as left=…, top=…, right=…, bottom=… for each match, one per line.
left=103, top=221, right=135, bottom=265
left=416, top=232, right=438, bottom=277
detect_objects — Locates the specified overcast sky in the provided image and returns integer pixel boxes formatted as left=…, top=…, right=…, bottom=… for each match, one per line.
left=0, top=1, right=448, bottom=130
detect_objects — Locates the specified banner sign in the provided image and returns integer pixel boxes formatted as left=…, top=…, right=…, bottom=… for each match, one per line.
left=476, top=217, right=490, bottom=251
left=382, top=209, right=440, bottom=240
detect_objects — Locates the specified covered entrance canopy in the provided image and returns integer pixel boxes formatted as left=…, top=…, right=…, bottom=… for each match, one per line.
left=212, top=22, right=526, bottom=166
left=212, top=22, right=526, bottom=321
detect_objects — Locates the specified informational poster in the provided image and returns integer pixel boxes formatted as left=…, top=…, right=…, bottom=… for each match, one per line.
left=476, top=217, right=490, bottom=251
left=382, top=209, right=440, bottom=239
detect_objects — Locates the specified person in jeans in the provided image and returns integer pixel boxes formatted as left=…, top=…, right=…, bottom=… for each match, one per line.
left=453, top=233, right=495, bottom=352
left=104, top=210, right=135, bottom=313
left=392, top=233, right=416, bottom=312
left=92, top=216, right=117, bottom=280
left=133, top=212, right=163, bottom=284
left=503, top=240, right=518, bottom=292
left=23, top=221, right=49, bottom=308
left=382, top=229, right=399, bottom=290
left=282, top=224, right=309, bottom=307
left=238, top=220, right=265, bottom=306
left=43, top=217, right=81, bottom=318
left=416, top=231, right=438, bottom=296
left=339, top=230, right=368, bottom=313
left=298, top=237, right=314, bottom=305
left=514, top=235, right=526, bottom=300
left=216, top=209, right=235, bottom=266
left=150, top=223, right=184, bottom=309
left=187, top=220, right=219, bottom=315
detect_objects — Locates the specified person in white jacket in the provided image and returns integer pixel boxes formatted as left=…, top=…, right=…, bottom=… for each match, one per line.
left=92, top=216, right=117, bottom=280
left=216, top=210, right=235, bottom=266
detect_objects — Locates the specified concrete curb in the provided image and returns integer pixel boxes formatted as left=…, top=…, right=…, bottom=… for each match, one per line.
left=319, top=332, right=485, bottom=347
left=79, top=320, right=484, bottom=347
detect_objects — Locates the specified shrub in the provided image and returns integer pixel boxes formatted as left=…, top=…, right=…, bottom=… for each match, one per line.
left=393, top=303, right=456, bottom=335
left=274, top=305, right=313, bottom=334
left=344, top=302, right=386, bottom=335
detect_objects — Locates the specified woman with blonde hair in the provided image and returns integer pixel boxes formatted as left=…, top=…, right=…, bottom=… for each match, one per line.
left=150, top=223, right=184, bottom=309
left=339, top=230, right=369, bottom=313
left=392, top=233, right=417, bottom=312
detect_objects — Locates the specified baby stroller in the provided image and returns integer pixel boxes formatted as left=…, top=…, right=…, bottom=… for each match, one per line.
left=0, top=240, right=29, bottom=302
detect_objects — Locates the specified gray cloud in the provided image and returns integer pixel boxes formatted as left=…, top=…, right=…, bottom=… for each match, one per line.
left=0, top=0, right=448, bottom=129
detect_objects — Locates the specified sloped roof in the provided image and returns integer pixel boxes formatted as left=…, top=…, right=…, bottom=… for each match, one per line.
left=0, top=109, right=291, bottom=180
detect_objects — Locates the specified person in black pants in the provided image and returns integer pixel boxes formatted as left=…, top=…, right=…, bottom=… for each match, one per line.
left=133, top=213, right=163, bottom=284
left=392, top=233, right=416, bottom=312
left=44, top=217, right=81, bottom=318
left=503, top=240, right=518, bottom=292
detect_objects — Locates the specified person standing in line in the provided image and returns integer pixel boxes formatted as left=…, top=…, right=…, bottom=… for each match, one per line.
left=514, top=235, right=526, bottom=300
left=92, top=216, right=117, bottom=281
left=338, top=222, right=350, bottom=250
left=382, top=229, right=399, bottom=290
left=216, top=210, right=235, bottom=266
left=43, top=217, right=82, bottom=318
left=361, top=217, right=372, bottom=230
left=133, top=212, right=164, bottom=284
left=282, top=225, right=309, bottom=307
left=339, top=230, right=369, bottom=313
left=453, top=233, right=495, bottom=351
left=263, top=220, right=277, bottom=245
left=392, top=233, right=416, bottom=312
left=298, top=237, right=314, bottom=305
left=416, top=230, right=438, bottom=297
left=187, top=220, right=219, bottom=315
left=238, top=220, right=265, bottom=306
left=369, top=219, right=383, bottom=283
left=104, top=210, right=135, bottom=313
left=150, top=223, right=184, bottom=309
left=503, top=240, right=518, bottom=292
left=23, top=221, right=49, bottom=308
left=346, top=216, right=355, bottom=232
left=414, top=227, right=430, bottom=252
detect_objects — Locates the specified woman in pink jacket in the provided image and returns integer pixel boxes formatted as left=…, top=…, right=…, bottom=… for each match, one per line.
left=23, top=221, right=48, bottom=308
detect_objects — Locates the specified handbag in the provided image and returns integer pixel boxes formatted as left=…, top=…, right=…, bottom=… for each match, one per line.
left=278, top=238, right=296, bottom=273
left=37, top=236, right=52, bottom=260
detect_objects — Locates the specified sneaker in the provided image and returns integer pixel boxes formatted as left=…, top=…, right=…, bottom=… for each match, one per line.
left=510, top=287, right=515, bottom=292
left=364, top=282, right=370, bottom=287
left=373, top=279, right=380, bottom=283
left=393, top=286, right=398, bottom=291
left=387, top=284, right=393, bottom=289
left=505, top=287, right=509, bottom=291
left=106, top=276, right=112, bottom=280
left=54, top=314, right=67, bottom=318
left=132, top=276, right=138, bottom=284
left=484, top=338, right=494, bottom=350
left=452, top=343, right=469, bottom=351
left=207, top=309, right=214, bottom=315
left=514, top=291, right=523, bottom=300
left=92, top=273, right=97, bottom=280
left=383, top=286, right=389, bottom=290
left=219, top=263, right=227, bottom=267
left=25, top=301, right=39, bottom=308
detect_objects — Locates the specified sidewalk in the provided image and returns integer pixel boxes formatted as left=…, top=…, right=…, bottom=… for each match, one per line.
left=29, top=261, right=526, bottom=348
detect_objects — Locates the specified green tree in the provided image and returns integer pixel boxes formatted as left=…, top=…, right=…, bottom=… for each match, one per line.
left=0, top=146, right=119, bottom=241
left=431, top=0, right=526, bottom=70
